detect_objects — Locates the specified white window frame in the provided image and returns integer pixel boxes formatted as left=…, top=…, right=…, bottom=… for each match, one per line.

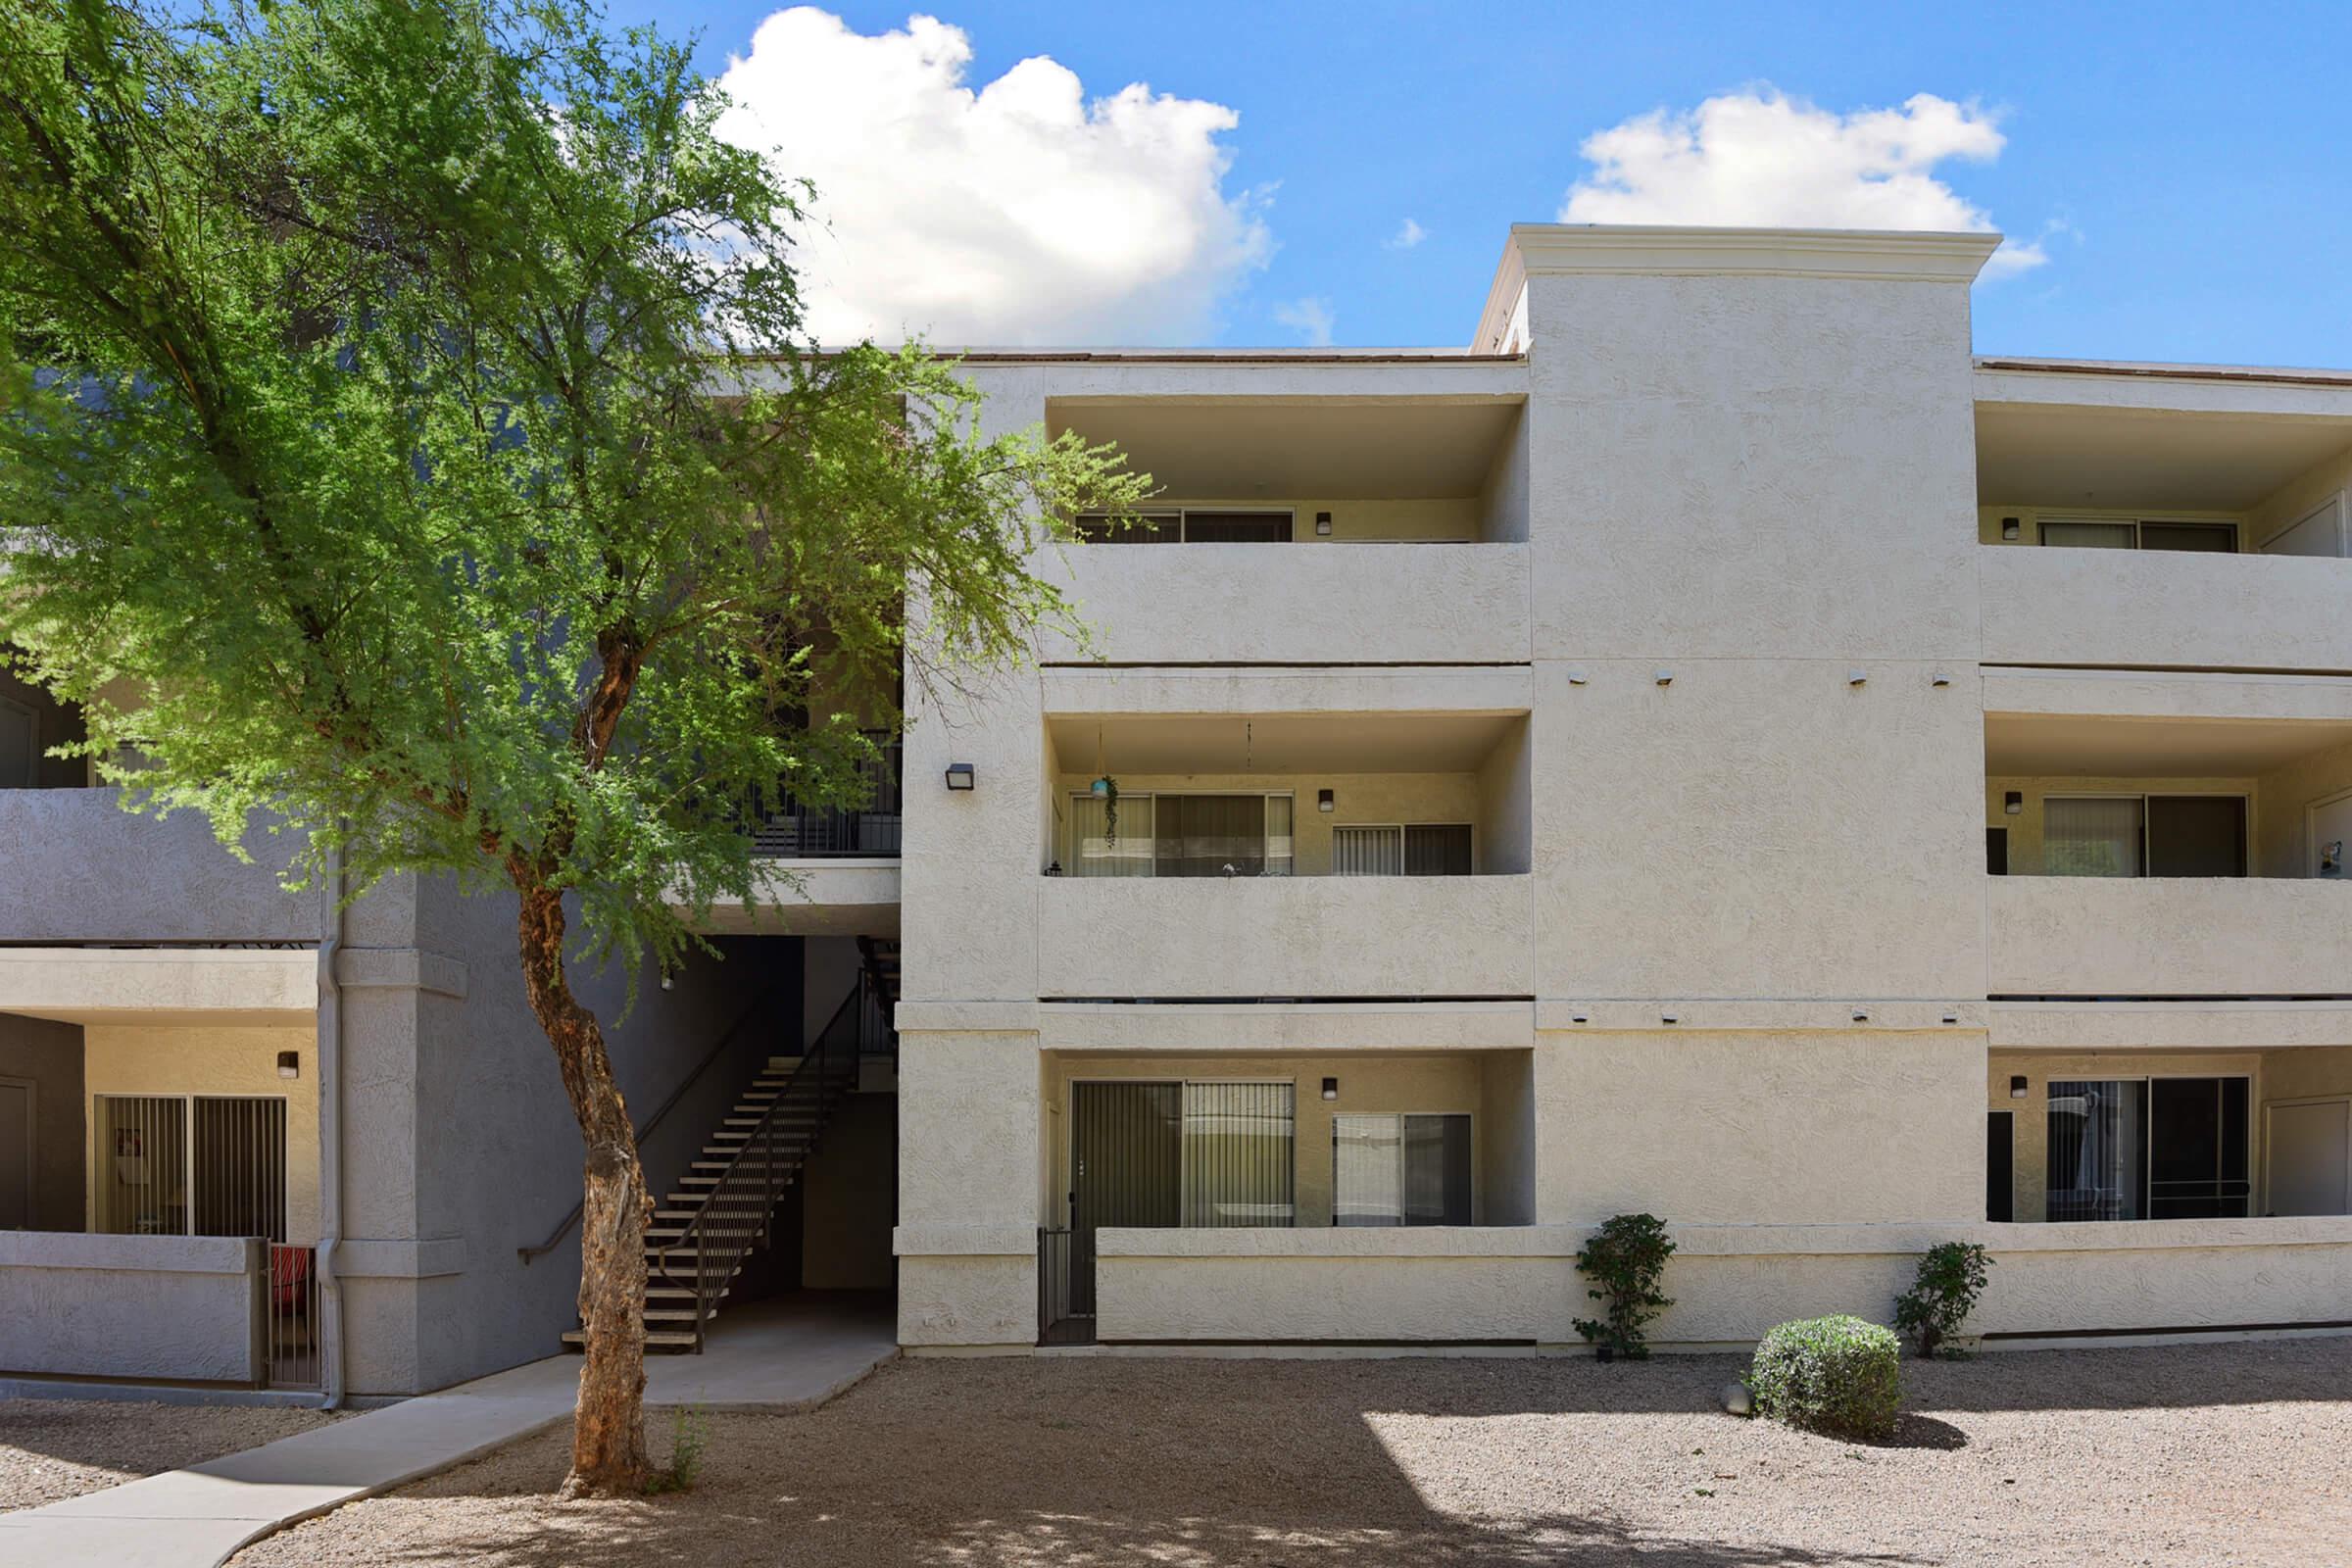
left=1063, top=788, right=1296, bottom=877
left=2036, top=514, right=2240, bottom=552
left=1329, top=1110, right=1476, bottom=1227
left=2039, top=791, right=2249, bottom=878
left=91, top=1092, right=290, bottom=1240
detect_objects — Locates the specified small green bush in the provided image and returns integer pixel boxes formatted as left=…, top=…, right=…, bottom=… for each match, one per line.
left=1893, top=1242, right=1992, bottom=1359
left=1748, top=1315, right=1902, bottom=1440
left=1573, top=1212, right=1676, bottom=1360
left=643, top=1405, right=709, bottom=1495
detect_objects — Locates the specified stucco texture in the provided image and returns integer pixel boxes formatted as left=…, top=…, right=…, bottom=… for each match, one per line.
left=0, top=1233, right=262, bottom=1381
left=1988, top=876, right=2352, bottom=997
left=0, top=790, right=314, bottom=944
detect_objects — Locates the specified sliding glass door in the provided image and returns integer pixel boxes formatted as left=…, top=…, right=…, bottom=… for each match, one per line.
left=1333, top=1113, right=1472, bottom=1225
left=1066, top=792, right=1294, bottom=877
left=2045, top=1075, right=2250, bottom=1222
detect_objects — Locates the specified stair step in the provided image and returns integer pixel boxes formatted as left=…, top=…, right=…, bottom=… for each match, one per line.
left=564, top=1329, right=701, bottom=1352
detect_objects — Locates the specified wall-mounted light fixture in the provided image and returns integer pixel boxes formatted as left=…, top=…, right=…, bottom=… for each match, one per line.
left=1320, top=1077, right=1340, bottom=1102
left=1851, top=1008, right=1870, bottom=1022
left=2009, top=1074, right=2030, bottom=1100
left=1654, top=669, right=1674, bottom=687
left=1317, top=788, right=1335, bottom=814
left=945, top=762, right=976, bottom=791
left=2003, top=790, right=2024, bottom=816
left=1932, top=671, right=1953, bottom=688
left=1566, top=669, right=1590, bottom=685
left=2001, top=516, right=2022, bottom=541
left=1314, top=511, right=1333, bottom=536
left=1942, top=1010, right=1960, bottom=1025
left=1571, top=1009, right=1590, bottom=1024
left=1847, top=669, right=1868, bottom=687
left=276, top=1051, right=301, bottom=1080
left=1660, top=1011, right=1680, bottom=1024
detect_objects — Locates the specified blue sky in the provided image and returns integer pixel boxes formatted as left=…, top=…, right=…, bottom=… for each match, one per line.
left=607, top=1, right=2352, bottom=364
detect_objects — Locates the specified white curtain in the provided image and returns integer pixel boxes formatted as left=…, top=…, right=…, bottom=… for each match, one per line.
left=1265, top=795, right=1294, bottom=876
left=1332, top=1115, right=1403, bottom=1224
left=2046, top=1079, right=2145, bottom=1221
left=1066, top=792, right=1155, bottom=877
left=1332, top=825, right=1402, bottom=876
left=2044, top=796, right=2143, bottom=877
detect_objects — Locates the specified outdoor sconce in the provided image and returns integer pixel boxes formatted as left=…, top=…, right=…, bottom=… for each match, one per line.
left=2004, top=791, right=2024, bottom=816
left=2001, top=516, right=2022, bottom=541
left=1566, top=669, right=1589, bottom=685
left=1847, top=669, right=1868, bottom=687
left=1852, top=1009, right=1870, bottom=1022
left=1321, top=1077, right=1340, bottom=1102
left=1932, top=671, right=1953, bottom=688
left=1315, top=511, right=1333, bottom=536
left=1660, top=1011, right=1680, bottom=1024
left=1654, top=669, right=1674, bottom=687
left=1317, top=789, right=1335, bottom=813
left=1571, top=1010, right=1590, bottom=1024
left=944, top=762, right=976, bottom=791
left=2009, top=1075, right=2030, bottom=1100
left=276, top=1051, right=301, bottom=1080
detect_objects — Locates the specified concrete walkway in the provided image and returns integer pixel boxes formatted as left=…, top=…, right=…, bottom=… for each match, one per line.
left=0, top=1295, right=898, bottom=1568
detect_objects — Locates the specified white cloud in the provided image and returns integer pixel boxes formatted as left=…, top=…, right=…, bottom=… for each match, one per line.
left=1273, top=296, right=1336, bottom=347
left=1385, top=218, right=1428, bottom=250
left=1559, top=89, right=2045, bottom=277
left=712, top=9, right=1271, bottom=345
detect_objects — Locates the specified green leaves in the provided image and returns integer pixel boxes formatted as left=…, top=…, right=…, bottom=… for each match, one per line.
left=0, top=0, right=1145, bottom=982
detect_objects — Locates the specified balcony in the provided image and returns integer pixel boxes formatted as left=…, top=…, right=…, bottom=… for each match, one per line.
left=0, top=788, right=312, bottom=944
left=1981, top=546, right=2352, bottom=672
left=1989, top=877, right=2352, bottom=997
left=751, top=739, right=903, bottom=859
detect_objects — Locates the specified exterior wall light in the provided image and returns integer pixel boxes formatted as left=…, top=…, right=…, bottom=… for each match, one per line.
left=1942, top=1011, right=1960, bottom=1025
left=1315, top=511, right=1333, bottom=536
left=945, top=762, right=976, bottom=791
left=1321, top=1077, right=1340, bottom=1101
left=1317, top=788, right=1335, bottom=813
left=276, top=1051, right=301, bottom=1080
left=1932, top=671, right=1952, bottom=687
left=1847, top=669, right=1868, bottom=687
left=2009, top=1074, right=2030, bottom=1099
left=2001, top=516, right=2022, bottom=541
left=1566, top=669, right=1589, bottom=685
left=2004, top=790, right=2024, bottom=816
left=1660, top=1011, right=1680, bottom=1024
left=1654, top=669, right=1674, bottom=686
left=1851, top=1008, right=1870, bottom=1022
left=1571, top=1010, right=1590, bottom=1024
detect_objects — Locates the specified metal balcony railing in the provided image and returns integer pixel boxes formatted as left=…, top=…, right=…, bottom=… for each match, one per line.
left=752, top=737, right=903, bottom=858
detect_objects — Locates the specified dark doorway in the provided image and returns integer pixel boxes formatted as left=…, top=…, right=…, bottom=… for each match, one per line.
left=1986, top=1111, right=2014, bottom=1222
left=1067, top=1081, right=1180, bottom=1316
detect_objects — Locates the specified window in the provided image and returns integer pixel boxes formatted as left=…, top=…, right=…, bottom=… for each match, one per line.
left=2045, top=1076, right=2249, bottom=1222
left=2042, top=795, right=2245, bottom=878
left=2038, top=517, right=2237, bottom=553
left=1069, top=1080, right=1294, bottom=1232
left=1985, top=827, right=2009, bottom=876
left=1333, top=823, right=1476, bottom=877
left=95, top=1095, right=287, bottom=1240
left=1076, top=509, right=1294, bottom=544
left=1333, top=1113, right=1472, bottom=1225
left=1065, top=792, right=1293, bottom=877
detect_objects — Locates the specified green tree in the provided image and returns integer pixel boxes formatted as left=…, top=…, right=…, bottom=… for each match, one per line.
left=0, top=0, right=1141, bottom=1493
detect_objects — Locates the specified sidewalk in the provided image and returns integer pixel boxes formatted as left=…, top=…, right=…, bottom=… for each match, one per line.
left=0, top=1296, right=898, bottom=1568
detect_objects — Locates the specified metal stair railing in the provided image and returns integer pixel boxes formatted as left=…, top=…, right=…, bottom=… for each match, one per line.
left=652, top=983, right=865, bottom=1348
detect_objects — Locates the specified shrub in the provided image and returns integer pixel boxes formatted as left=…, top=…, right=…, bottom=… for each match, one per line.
left=1893, top=1242, right=1992, bottom=1359
left=1573, top=1212, right=1676, bottom=1360
left=1748, top=1315, right=1902, bottom=1440
left=643, top=1405, right=709, bottom=1495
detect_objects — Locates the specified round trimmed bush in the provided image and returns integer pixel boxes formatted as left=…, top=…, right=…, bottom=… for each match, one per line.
left=1747, top=1315, right=1902, bottom=1439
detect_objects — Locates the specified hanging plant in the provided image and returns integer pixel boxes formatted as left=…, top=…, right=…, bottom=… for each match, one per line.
left=1094, top=775, right=1119, bottom=844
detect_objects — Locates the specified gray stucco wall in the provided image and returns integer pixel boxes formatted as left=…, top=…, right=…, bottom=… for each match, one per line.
left=0, top=1011, right=83, bottom=1231
left=0, top=789, right=314, bottom=943
left=332, top=871, right=800, bottom=1396
left=0, top=1232, right=262, bottom=1383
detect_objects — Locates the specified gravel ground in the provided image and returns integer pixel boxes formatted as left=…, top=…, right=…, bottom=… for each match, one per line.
left=232, top=1339, right=2349, bottom=1567
left=0, top=1398, right=344, bottom=1512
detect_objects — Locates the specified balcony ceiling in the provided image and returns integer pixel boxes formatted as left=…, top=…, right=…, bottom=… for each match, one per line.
left=1985, top=712, right=2352, bottom=775
left=1049, top=712, right=1521, bottom=774
left=1047, top=398, right=1522, bottom=500
left=1977, top=404, right=2352, bottom=513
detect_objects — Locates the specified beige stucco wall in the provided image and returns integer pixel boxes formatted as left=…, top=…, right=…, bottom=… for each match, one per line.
left=1988, top=876, right=2352, bottom=996
left=1047, top=768, right=1488, bottom=875
left=2253, top=734, right=2352, bottom=878
left=1980, top=547, right=2352, bottom=674
left=1092, top=1218, right=2352, bottom=1346
left=1985, top=776, right=2264, bottom=876
left=1042, top=1052, right=1512, bottom=1228
left=81, top=1024, right=318, bottom=1244
left=1535, top=1029, right=1986, bottom=1226
left=1042, top=542, right=1531, bottom=664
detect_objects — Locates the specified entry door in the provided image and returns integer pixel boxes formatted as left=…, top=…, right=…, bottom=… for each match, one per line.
left=1068, top=1081, right=1180, bottom=1315
left=2312, top=789, right=2352, bottom=878
left=2268, top=1100, right=2352, bottom=1216
left=0, top=1078, right=30, bottom=1229
left=1985, top=1111, right=2014, bottom=1223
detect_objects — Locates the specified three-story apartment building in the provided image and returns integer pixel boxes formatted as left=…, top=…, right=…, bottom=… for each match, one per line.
left=2, top=223, right=2348, bottom=1396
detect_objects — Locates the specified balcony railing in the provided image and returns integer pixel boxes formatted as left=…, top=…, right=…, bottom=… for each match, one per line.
left=1980, top=547, right=2352, bottom=673
left=1988, top=876, right=2352, bottom=997
left=752, top=739, right=903, bottom=858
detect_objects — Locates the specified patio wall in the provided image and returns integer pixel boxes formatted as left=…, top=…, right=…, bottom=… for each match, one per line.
left=1092, top=1218, right=2352, bottom=1347
left=0, top=1232, right=264, bottom=1383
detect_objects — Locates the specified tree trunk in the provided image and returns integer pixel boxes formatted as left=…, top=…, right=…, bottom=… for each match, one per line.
left=514, top=878, right=650, bottom=1496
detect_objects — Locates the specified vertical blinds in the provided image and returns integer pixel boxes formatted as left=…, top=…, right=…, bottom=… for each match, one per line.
left=1181, top=1082, right=1296, bottom=1227
left=1066, top=793, right=1294, bottom=877
left=2044, top=796, right=2144, bottom=877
